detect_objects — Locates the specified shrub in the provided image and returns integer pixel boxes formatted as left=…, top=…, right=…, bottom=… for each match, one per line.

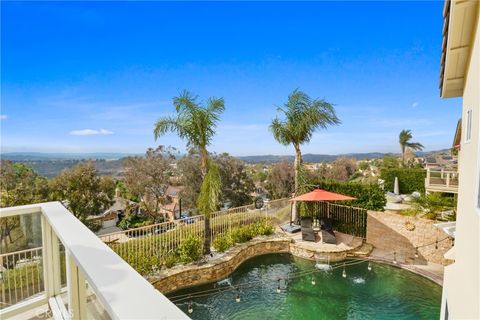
left=213, top=234, right=234, bottom=252
left=163, top=252, right=179, bottom=268
left=230, top=226, right=253, bottom=243
left=310, top=178, right=386, bottom=211
left=212, top=221, right=275, bottom=252
left=177, top=235, right=203, bottom=264
left=380, top=168, right=426, bottom=194
left=121, top=250, right=163, bottom=275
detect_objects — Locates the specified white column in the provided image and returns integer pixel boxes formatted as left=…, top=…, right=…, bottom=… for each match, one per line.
left=66, top=251, right=87, bottom=320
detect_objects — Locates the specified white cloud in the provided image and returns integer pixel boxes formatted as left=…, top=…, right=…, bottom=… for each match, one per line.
left=412, top=102, right=420, bottom=108
left=69, top=128, right=114, bottom=136
left=0, top=115, right=7, bottom=120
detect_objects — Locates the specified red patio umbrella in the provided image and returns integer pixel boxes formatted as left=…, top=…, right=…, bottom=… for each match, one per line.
left=291, top=188, right=356, bottom=202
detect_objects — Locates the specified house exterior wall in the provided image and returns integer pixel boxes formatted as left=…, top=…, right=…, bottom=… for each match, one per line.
left=441, top=5, right=480, bottom=319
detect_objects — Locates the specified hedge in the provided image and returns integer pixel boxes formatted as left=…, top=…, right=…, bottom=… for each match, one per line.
left=309, top=179, right=386, bottom=211
left=380, top=168, right=426, bottom=194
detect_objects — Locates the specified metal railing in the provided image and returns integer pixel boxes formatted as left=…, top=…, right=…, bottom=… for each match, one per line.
left=0, top=202, right=187, bottom=320
left=99, top=215, right=205, bottom=274
left=310, top=202, right=368, bottom=238
left=98, top=198, right=291, bottom=275
left=210, top=198, right=290, bottom=240
left=0, top=247, right=44, bottom=309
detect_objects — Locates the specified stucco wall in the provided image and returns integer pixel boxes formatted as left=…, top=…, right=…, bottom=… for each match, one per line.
left=443, top=4, right=480, bottom=319
left=366, top=211, right=454, bottom=266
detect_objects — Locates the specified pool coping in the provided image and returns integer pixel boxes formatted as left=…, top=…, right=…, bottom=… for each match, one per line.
left=149, top=234, right=444, bottom=295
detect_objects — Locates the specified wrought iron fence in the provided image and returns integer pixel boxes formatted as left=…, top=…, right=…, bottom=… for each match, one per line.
left=98, top=199, right=290, bottom=270
left=310, top=202, right=367, bottom=238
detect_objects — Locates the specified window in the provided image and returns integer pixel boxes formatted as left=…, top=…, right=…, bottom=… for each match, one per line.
left=465, top=109, right=472, bottom=142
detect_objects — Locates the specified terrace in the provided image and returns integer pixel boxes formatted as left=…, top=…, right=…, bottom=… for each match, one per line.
left=0, top=202, right=187, bottom=320
left=425, top=168, right=459, bottom=194
left=1, top=193, right=451, bottom=319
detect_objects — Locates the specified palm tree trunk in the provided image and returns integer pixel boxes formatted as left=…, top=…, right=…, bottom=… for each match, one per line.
left=294, top=144, right=302, bottom=193
left=292, top=145, right=303, bottom=222
left=200, top=146, right=211, bottom=254
left=203, top=215, right=211, bottom=254
left=200, top=148, right=209, bottom=178
left=401, top=145, right=405, bottom=165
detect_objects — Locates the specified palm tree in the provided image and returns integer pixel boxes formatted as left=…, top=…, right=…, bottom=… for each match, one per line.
left=270, top=89, right=340, bottom=194
left=399, top=129, right=424, bottom=165
left=154, top=90, right=225, bottom=253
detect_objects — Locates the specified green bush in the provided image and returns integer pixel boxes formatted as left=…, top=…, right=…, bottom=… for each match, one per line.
left=121, top=250, right=163, bottom=275
left=177, top=235, right=203, bottom=264
left=212, top=234, right=234, bottom=252
left=310, top=179, right=386, bottom=211
left=212, top=221, right=275, bottom=252
left=163, top=252, right=179, bottom=268
left=380, top=168, right=426, bottom=194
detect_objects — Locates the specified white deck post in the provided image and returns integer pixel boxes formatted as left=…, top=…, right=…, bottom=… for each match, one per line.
left=41, top=215, right=62, bottom=298
left=66, top=251, right=87, bottom=320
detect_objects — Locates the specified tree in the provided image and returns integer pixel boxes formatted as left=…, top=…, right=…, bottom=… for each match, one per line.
left=399, top=129, right=424, bottom=165
left=326, top=157, right=358, bottom=181
left=154, top=90, right=225, bottom=254
left=154, top=90, right=224, bottom=178
left=177, top=152, right=203, bottom=211
left=215, top=153, right=255, bottom=207
left=49, top=162, right=115, bottom=230
left=123, top=146, right=176, bottom=221
left=265, top=161, right=295, bottom=199
left=270, top=89, right=340, bottom=194
left=0, top=161, right=49, bottom=252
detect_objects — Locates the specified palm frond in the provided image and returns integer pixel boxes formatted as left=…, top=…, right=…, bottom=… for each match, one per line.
left=153, top=117, right=181, bottom=140
left=270, top=89, right=340, bottom=146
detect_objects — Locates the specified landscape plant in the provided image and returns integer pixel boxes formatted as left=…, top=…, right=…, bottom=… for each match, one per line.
left=177, top=235, right=203, bottom=263
left=154, top=90, right=225, bottom=254
left=212, top=221, right=275, bottom=253
left=270, top=89, right=340, bottom=195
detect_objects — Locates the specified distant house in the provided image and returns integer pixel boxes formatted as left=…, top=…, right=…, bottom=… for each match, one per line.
left=88, top=196, right=138, bottom=229
left=160, top=185, right=184, bottom=220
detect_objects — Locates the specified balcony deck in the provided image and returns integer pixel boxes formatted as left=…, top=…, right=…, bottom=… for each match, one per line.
left=425, top=169, right=459, bottom=194
left=0, top=202, right=188, bottom=320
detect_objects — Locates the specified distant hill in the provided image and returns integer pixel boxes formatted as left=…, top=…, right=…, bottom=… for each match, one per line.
left=237, top=152, right=388, bottom=164
left=1, top=152, right=141, bottom=161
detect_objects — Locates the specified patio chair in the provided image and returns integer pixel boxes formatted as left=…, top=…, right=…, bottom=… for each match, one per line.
left=301, top=216, right=316, bottom=242
left=320, top=218, right=336, bottom=244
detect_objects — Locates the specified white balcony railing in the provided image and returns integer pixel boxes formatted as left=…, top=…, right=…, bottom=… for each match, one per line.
left=425, top=168, right=459, bottom=194
left=0, top=202, right=188, bottom=320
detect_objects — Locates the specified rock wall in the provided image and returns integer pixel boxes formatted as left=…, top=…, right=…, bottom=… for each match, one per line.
left=367, top=211, right=454, bottom=265
left=150, top=237, right=291, bottom=294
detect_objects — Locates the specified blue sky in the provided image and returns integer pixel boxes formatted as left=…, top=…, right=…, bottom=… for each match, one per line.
left=1, top=1, right=461, bottom=156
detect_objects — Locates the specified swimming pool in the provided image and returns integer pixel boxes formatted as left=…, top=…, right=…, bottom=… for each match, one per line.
left=168, top=253, right=441, bottom=319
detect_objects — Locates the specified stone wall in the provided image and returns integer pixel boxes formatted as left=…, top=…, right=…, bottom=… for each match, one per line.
left=366, top=211, right=454, bottom=266
left=150, top=237, right=291, bottom=294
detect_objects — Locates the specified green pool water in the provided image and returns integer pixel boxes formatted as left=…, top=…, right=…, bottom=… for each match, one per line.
left=169, top=254, right=442, bottom=320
